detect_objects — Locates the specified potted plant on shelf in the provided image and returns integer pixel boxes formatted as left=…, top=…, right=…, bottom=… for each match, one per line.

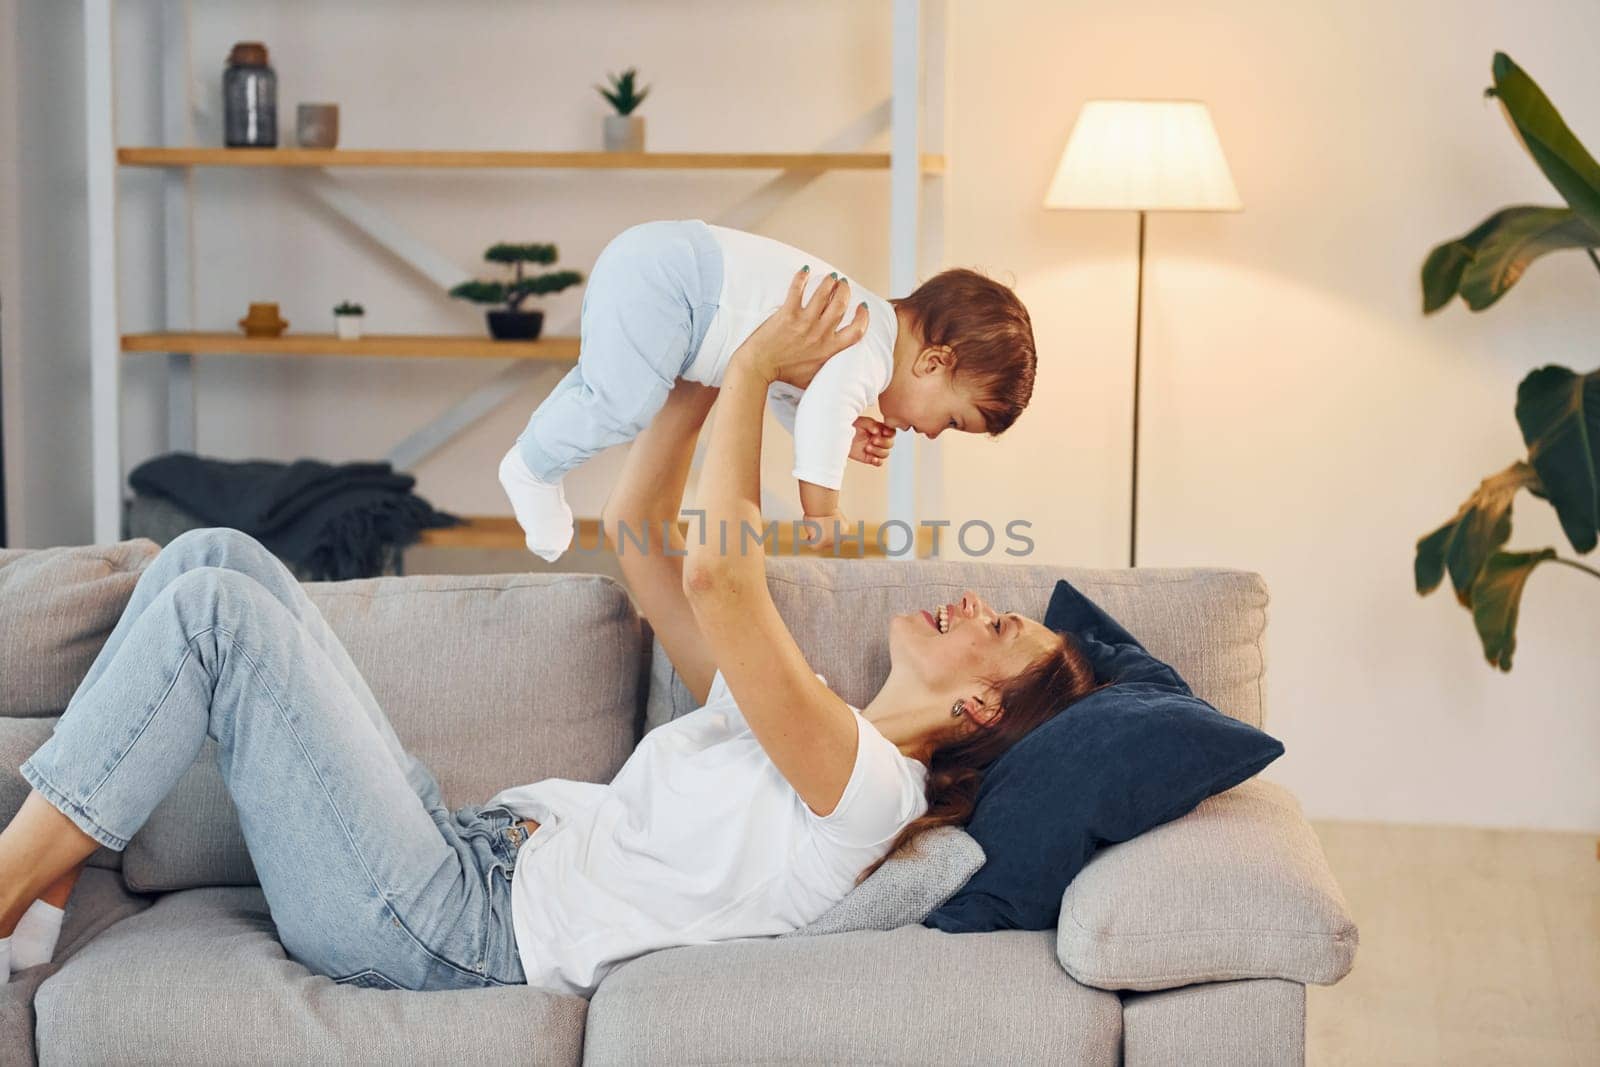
left=449, top=243, right=583, bottom=341
left=598, top=68, right=649, bottom=152
left=333, top=301, right=364, bottom=340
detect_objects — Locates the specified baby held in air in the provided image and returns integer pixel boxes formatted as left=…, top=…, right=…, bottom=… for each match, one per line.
left=499, top=219, right=1039, bottom=560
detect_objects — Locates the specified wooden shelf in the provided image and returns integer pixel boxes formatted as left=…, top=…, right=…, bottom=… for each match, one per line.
left=417, top=516, right=928, bottom=559
left=121, top=332, right=580, bottom=361
left=117, top=147, right=948, bottom=174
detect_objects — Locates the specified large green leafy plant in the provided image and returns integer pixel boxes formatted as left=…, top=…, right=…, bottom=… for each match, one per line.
left=1417, top=53, right=1599, bottom=670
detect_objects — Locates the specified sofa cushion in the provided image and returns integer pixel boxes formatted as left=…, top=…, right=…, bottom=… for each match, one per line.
left=0, top=717, right=120, bottom=871
left=34, top=887, right=587, bottom=1065
left=122, top=572, right=643, bottom=891
left=0, top=867, right=155, bottom=1067
left=586, top=926, right=1121, bottom=1065
left=645, top=559, right=1268, bottom=732
left=1056, top=778, right=1358, bottom=991
left=783, top=826, right=984, bottom=938
left=0, top=539, right=158, bottom=717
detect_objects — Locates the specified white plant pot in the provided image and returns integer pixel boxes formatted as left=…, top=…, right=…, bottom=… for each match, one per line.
left=335, top=314, right=363, bottom=340
left=603, top=114, right=646, bottom=153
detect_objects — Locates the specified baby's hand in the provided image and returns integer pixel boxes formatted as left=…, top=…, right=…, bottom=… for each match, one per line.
left=848, top=416, right=895, bottom=468
left=800, top=510, right=851, bottom=552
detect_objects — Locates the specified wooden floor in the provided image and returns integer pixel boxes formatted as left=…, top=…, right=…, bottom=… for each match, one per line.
left=1308, top=821, right=1600, bottom=1066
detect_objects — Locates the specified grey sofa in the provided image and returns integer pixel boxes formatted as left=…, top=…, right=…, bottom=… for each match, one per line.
left=0, top=538, right=1356, bottom=1066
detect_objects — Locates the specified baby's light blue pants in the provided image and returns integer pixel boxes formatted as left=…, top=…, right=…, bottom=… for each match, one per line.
left=515, top=219, right=724, bottom=482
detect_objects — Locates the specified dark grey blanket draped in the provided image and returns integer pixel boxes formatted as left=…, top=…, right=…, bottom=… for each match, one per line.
left=129, top=451, right=461, bottom=580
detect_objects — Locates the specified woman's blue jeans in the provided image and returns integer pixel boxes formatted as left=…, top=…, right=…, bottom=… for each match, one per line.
left=18, top=527, right=528, bottom=992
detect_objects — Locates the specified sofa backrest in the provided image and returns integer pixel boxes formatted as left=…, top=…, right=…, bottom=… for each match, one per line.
left=645, top=558, right=1268, bottom=732
left=122, top=569, right=646, bottom=890
left=0, top=540, right=645, bottom=891
left=2, top=540, right=1268, bottom=892
left=0, top=540, right=158, bottom=718
left=0, top=540, right=162, bottom=872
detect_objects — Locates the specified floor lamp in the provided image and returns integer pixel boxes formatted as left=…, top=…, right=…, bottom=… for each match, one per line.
left=1044, top=100, right=1241, bottom=567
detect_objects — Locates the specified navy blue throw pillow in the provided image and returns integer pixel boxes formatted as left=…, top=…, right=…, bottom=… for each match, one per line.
left=924, top=578, right=1284, bottom=933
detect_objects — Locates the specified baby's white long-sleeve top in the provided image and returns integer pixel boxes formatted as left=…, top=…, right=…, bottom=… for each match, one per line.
left=683, top=224, right=899, bottom=492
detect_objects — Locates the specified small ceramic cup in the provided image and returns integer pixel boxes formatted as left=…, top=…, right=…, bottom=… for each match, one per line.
left=296, top=103, right=340, bottom=149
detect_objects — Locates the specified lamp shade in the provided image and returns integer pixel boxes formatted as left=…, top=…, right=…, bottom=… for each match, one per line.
left=1044, top=99, right=1242, bottom=212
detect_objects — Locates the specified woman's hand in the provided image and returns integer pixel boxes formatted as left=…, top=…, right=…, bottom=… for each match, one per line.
left=733, top=269, right=870, bottom=389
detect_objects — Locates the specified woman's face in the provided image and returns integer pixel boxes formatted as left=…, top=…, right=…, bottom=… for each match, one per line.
left=889, top=589, right=1060, bottom=708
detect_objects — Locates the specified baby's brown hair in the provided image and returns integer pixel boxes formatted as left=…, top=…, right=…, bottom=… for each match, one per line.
left=890, top=268, right=1036, bottom=434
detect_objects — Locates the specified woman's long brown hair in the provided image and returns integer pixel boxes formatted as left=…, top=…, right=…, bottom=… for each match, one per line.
left=856, top=630, right=1099, bottom=884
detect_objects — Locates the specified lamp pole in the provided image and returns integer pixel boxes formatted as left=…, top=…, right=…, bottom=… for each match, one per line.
left=1129, top=210, right=1145, bottom=568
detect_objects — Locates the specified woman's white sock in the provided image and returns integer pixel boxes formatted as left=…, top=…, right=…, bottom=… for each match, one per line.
left=498, top=446, right=575, bottom=562
left=10, top=900, right=64, bottom=970
left=0, top=936, right=11, bottom=984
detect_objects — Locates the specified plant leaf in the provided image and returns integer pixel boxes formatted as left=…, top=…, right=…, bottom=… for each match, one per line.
left=1422, top=209, right=1517, bottom=313
left=509, top=269, right=585, bottom=296
left=1415, top=460, right=1542, bottom=604
left=447, top=280, right=507, bottom=305
left=1515, top=365, right=1600, bottom=553
left=1470, top=548, right=1556, bottom=670
left=1490, top=53, right=1600, bottom=234
left=486, top=242, right=558, bottom=265
left=1456, top=209, right=1600, bottom=310
left=1421, top=206, right=1600, bottom=312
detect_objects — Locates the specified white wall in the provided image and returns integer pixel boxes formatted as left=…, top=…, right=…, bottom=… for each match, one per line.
left=7, top=0, right=98, bottom=548
left=111, top=0, right=897, bottom=531
left=6, top=0, right=1597, bottom=831
left=942, top=0, right=1600, bottom=831
left=0, top=0, right=18, bottom=546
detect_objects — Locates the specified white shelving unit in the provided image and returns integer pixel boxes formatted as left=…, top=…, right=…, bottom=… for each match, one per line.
left=82, top=0, right=949, bottom=550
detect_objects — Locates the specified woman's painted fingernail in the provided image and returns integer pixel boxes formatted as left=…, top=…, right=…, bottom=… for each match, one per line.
left=828, top=272, right=838, bottom=279
left=801, top=265, right=809, bottom=272
left=858, top=301, right=867, bottom=310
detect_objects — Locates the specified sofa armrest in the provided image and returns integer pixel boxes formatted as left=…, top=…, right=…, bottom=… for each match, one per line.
left=1121, top=978, right=1306, bottom=1067
left=1057, top=778, right=1357, bottom=991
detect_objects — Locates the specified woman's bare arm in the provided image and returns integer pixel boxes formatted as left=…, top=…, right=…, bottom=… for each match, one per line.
left=684, top=271, right=872, bottom=816
left=600, top=379, right=720, bottom=705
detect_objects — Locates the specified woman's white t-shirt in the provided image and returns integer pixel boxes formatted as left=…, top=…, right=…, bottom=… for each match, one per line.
left=482, top=671, right=929, bottom=997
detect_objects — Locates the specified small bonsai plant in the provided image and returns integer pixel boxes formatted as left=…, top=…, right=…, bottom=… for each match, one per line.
left=332, top=301, right=364, bottom=340
left=449, top=243, right=583, bottom=341
left=598, top=68, right=650, bottom=152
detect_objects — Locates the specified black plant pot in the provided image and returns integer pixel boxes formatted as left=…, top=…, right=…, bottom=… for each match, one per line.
left=487, top=309, right=544, bottom=341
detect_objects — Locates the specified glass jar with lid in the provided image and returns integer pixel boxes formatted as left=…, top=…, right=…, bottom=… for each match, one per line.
left=223, top=42, right=277, bottom=148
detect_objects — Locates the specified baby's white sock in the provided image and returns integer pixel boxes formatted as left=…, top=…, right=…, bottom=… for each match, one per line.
left=10, top=899, right=64, bottom=970
left=0, top=935, right=11, bottom=984
left=498, top=446, right=574, bottom=562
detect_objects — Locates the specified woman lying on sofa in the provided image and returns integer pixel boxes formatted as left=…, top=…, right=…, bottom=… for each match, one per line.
left=0, top=268, right=1095, bottom=995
